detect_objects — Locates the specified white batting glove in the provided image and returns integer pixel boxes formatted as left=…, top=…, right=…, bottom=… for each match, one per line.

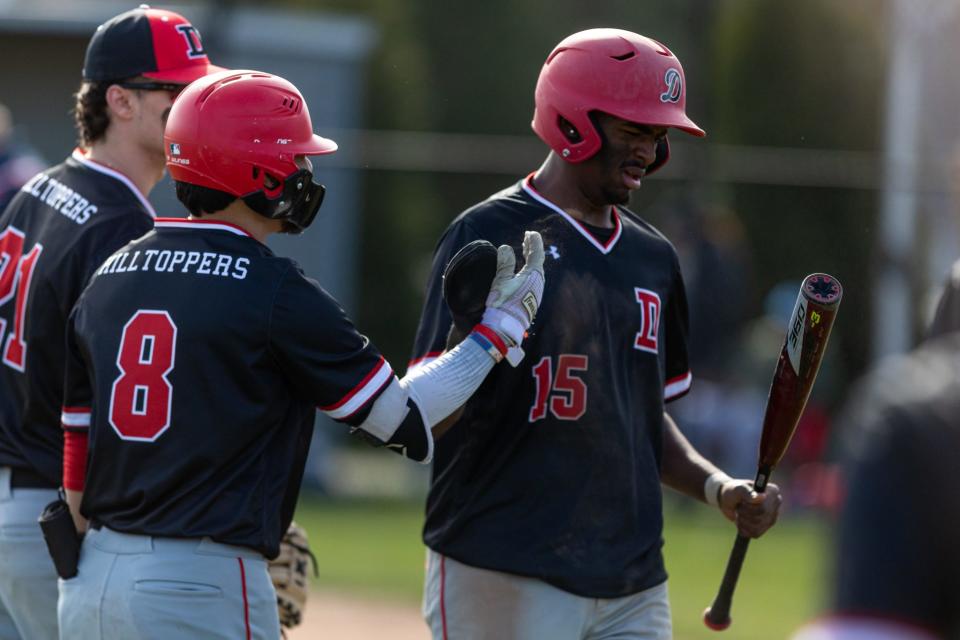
left=480, top=231, right=545, bottom=362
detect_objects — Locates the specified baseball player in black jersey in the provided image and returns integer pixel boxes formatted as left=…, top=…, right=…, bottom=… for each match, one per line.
left=57, top=70, right=544, bottom=639
left=411, top=29, right=783, bottom=639
left=0, top=7, right=220, bottom=639
left=791, top=334, right=960, bottom=640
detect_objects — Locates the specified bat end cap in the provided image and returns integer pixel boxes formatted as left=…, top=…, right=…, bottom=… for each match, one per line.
left=703, top=607, right=731, bottom=631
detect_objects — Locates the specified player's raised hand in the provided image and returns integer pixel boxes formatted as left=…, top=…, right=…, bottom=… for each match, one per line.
left=481, top=231, right=545, bottom=349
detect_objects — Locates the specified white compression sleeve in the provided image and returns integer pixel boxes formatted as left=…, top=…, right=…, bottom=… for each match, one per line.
left=358, top=377, right=412, bottom=443
left=400, top=336, right=495, bottom=428
left=356, top=377, right=434, bottom=464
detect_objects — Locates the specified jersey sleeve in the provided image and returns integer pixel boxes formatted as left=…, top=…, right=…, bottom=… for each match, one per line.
left=663, top=255, right=692, bottom=401
left=270, top=263, right=392, bottom=426
left=61, top=305, right=93, bottom=431
left=409, top=218, right=483, bottom=371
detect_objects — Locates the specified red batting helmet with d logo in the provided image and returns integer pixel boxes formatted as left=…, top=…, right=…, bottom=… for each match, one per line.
left=531, top=29, right=705, bottom=173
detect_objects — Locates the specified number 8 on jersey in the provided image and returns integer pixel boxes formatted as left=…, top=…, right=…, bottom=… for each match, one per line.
left=109, top=310, right=178, bottom=442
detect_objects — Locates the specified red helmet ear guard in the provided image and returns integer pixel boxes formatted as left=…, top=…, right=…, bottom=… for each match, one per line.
left=164, top=70, right=337, bottom=231
left=531, top=29, right=704, bottom=170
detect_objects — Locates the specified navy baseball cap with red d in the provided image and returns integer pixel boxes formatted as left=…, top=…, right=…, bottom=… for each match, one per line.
left=83, top=5, right=224, bottom=84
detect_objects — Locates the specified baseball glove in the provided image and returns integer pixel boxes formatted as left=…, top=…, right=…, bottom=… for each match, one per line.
left=269, top=521, right=318, bottom=629
left=442, top=239, right=499, bottom=333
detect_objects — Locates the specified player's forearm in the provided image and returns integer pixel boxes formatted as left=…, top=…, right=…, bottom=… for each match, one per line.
left=62, top=428, right=89, bottom=532
left=65, top=489, right=88, bottom=534
left=356, top=331, right=501, bottom=463
left=401, top=334, right=497, bottom=427
left=659, top=411, right=723, bottom=503
left=429, top=324, right=478, bottom=439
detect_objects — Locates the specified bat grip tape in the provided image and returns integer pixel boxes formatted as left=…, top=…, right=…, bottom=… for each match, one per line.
left=754, top=466, right=772, bottom=493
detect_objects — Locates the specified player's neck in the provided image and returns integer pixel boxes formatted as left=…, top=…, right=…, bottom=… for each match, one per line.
left=196, top=201, right=283, bottom=243
left=531, top=155, right=614, bottom=228
left=85, top=135, right=164, bottom=200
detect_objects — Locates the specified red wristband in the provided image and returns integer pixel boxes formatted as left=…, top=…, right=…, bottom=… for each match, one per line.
left=63, top=430, right=88, bottom=491
left=472, top=323, right=508, bottom=356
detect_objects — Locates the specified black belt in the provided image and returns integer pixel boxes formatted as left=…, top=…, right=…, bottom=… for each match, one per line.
left=9, top=467, right=56, bottom=489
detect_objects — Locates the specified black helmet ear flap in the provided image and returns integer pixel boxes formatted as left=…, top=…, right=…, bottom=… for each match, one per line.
left=645, top=137, right=670, bottom=175
left=241, top=168, right=326, bottom=234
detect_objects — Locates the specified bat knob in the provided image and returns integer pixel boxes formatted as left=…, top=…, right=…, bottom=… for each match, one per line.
left=703, top=607, right=731, bottom=631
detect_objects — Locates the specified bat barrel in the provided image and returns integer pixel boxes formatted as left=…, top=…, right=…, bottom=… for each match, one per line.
left=758, top=274, right=842, bottom=470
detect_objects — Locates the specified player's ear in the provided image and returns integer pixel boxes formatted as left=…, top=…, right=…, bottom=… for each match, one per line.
left=104, top=84, right=137, bottom=123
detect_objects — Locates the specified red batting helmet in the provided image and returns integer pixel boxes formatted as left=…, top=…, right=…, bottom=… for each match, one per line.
left=531, top=29, right=705, bottom=173
left=164, top=70, right=337, bottom=232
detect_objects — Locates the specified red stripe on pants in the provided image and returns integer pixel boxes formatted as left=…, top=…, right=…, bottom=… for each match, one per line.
left=440, top=555, right=449, bottom=640
left=238, top=557, right=251, bottom=640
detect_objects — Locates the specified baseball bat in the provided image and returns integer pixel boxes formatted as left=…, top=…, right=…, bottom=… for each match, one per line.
left=703, top=273, right=842, bottom=631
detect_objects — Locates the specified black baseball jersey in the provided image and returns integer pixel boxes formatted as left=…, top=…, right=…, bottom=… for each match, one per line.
left=410, top=176, right=691, bottom=598
left=833, top=334, right=960, bottom=638
left=928, top=259, right=960, bottom=340
left=0, top=150, right=154, bottom=485
left=63, top=218, right=392, bottom=558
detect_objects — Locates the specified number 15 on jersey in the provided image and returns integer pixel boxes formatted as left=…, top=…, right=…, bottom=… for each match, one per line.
left=529, top=354, right=588, bottom=422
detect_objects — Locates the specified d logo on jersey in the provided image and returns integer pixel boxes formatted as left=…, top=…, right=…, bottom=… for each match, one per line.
left=176, top=24, right=206, bottom=59
left=634, top=288, right=661, bottom=353
left=659, top=68, right=683, bottom=103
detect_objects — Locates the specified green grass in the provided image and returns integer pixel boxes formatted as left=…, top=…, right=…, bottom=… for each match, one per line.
left=294, top=494, right=830, bottom=638
left=294, top=495, right=427, bottom=601
left=663, top=501, right=829, bottom=639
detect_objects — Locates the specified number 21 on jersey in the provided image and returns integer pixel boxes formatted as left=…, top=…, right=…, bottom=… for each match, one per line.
left=529, top=354, right=588, bottom=422
left=109, top=310, right=178, bottom=442
left=0, top=226, right=43, bottom=371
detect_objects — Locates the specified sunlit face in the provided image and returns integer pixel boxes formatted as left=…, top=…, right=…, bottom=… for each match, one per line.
left=583, top=112, right=668, bottom=205
left=127, top=83, right=185, bottom=163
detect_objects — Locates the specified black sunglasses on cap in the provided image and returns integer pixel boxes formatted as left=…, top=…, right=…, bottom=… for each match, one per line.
left=116, top=81, right=186, bottom=95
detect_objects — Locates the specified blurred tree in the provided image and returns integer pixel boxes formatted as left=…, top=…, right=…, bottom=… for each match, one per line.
left=710, top=0, right=887, bottom=387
